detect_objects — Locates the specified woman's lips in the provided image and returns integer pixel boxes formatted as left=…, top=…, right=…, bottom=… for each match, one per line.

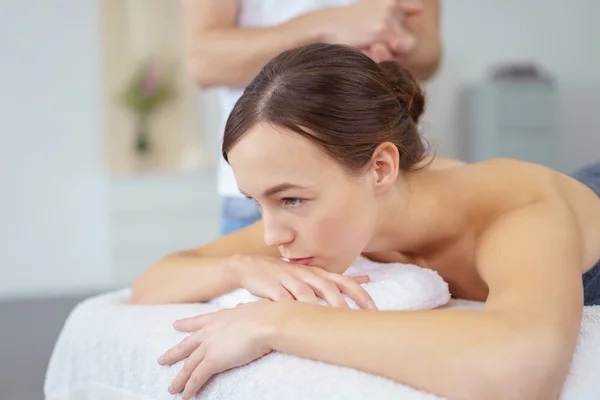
left=287, top=257, right=314, bottom=266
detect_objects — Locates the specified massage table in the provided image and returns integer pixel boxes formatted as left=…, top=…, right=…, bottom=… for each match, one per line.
left=44, top=258, right=600, bottom=399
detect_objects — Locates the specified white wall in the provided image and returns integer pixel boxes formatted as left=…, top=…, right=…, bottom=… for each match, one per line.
left=197, top=1, right=599, bottom=173
left=1, top=0, right=598, bottom=299
left=423, top=0, right=600, bottom=173
left=0, top=1, right=111, bottom=299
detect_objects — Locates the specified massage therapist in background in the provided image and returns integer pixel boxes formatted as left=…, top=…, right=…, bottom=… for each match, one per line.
left=181, top=0, right=442, bottom=235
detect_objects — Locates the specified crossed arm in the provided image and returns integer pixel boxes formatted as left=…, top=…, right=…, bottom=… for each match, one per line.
left=181, top=0, right=441, bottom=88
left=161, top=198, right=584, bottom=400
left=389, top=0, right=441, bottom=80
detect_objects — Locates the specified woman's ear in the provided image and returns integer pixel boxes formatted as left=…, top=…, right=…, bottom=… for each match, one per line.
left=370, top=142, right=399, bottom=193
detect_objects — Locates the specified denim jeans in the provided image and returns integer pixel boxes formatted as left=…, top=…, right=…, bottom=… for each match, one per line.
left=221, top=196, right=262, bottom=235
left=572, top=161, right=600, bottom=306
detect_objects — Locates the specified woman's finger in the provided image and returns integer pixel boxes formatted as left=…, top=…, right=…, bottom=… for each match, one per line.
left=265, top=281, right=295, bottom=302
left=295, top=269, right=348, bottom=308
left=398, top=0, right=423, bottom=16
left=388, top=33, right=415, bottom=55
left=310, top=268, right=377, bottom=310
left=385, top=3, right=416, bottom=54
left=370, top=42, right=394, bottom=62
left=280, top=275, right=319, bottom=304
left=173, top=313, right=210, bottom=332
left=182, top=352, right=216, bottom=400
left=168, top=343, right=206, bottom=395
left=351, top=275, right=371, bottom=284
left=159, top=332, right=202, bottom=366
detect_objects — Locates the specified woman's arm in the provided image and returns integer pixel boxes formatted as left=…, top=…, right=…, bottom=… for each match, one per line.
left=130, top=220, right=278, bottom=304
left=394, top=0, right=442, bottom=80
left=264, top=200, right=583, bottom=399
left=130, top=219, right=374, bottom=308
left=181, top=0, right=330, bottom=88
left=181, top=0, right=438, bottom=88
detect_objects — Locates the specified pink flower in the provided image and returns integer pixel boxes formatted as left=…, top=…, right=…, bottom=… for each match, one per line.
left=142, top=60, right=159, bottom=98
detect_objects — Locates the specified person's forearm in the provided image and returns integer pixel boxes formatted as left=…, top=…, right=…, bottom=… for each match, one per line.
left=267, top=304, right=566, bottom=400
left=188, top=11, right=329, bottom=88
left=129, top=252, right=237, bottom=305
left=395, top=31, right=442, bottom=81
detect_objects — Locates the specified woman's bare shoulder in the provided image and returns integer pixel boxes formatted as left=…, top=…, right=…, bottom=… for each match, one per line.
left=419, top=155, right=467, bottom=170
left=458, top=158, right=559, bottom=191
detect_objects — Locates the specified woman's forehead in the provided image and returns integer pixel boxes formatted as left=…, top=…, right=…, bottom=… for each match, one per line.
left=229, top=123, right=330, bottom=170
left=229, top=124, right=346, bottom=192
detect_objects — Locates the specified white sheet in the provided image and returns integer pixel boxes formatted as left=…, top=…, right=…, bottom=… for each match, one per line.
left=44, top=258, right=600, bottom=400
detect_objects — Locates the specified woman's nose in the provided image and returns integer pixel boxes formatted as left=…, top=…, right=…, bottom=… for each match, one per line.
left=263, top=217, right=293, bottom=247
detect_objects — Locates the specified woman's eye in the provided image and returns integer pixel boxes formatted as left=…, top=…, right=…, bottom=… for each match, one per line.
left=282, top=197, right=303, bottom=207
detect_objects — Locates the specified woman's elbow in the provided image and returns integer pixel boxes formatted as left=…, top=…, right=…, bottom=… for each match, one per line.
left=129, top=276, right=152, bottom=305
left=128, top=262, right=168, bottom=305
left=412, top=46, right=443, bottom=81
left=187, top=55, right=217, bottom=89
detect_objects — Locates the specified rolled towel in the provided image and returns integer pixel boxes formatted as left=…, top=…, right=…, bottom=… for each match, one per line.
left=209, top=256, right=451, bottom=310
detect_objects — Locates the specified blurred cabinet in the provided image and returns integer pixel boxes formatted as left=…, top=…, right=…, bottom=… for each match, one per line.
left=462, top=81, right=559, bottom=169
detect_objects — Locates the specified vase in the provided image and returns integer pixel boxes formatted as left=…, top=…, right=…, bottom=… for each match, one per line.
left=134, top=116, right=154, bottom=173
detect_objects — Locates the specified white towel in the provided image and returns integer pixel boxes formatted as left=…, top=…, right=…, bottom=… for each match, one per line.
left=43, top=258, right=600, bottom=400
left=44, top=257, right=449, bottom=400
left=209, top=256, right=451, bottom=311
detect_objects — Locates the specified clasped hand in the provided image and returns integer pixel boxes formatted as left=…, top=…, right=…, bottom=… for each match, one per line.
left=331, top=0, right=424, bottom=62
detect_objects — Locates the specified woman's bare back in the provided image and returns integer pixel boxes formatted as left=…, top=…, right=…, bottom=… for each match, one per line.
left=365, top=158, right=600, bottom=301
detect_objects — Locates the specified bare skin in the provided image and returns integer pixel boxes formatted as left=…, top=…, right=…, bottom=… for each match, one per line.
left=133, top=123, right=600, bottom=400
left=181, top=0, right=441, bottom=88
left=364, top=157, right=600, bottom=300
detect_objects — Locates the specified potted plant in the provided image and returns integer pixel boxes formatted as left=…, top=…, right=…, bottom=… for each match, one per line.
left=121, top=58, right=175, bottom=166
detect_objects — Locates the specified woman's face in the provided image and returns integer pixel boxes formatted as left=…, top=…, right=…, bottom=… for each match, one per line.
left=228, top=122, right=379, bottom=274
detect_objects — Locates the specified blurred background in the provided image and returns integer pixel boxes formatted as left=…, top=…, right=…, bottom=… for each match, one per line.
left=0, top=0, right=598, bottom=398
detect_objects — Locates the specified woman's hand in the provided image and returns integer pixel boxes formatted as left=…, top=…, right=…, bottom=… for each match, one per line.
left=357, top=1, right=424, bottom=62
left=158, top=301, right=281, bottom=400
left=324, top=0, right=421, bottom=51
left=228, top=254, right=377, bottom=310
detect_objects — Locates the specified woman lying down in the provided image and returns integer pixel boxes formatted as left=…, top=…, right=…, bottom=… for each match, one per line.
left=131, top=43, right=600, bottom=400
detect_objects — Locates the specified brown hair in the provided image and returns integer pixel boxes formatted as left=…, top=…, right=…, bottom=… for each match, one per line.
left=222, top=43, right=429, bottom=173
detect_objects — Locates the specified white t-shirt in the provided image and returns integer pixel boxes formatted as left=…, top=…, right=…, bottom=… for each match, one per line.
left=216, top=0, right=353, bottom=198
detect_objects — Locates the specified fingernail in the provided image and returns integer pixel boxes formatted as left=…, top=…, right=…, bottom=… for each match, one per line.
left=168, top=384, right=174, bottom=394
left=367, top=301, right=377, bottom=310
left=157, top=356, right=163, bottom=364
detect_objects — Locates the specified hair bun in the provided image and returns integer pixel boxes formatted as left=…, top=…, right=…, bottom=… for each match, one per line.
left=377, top=60, right=425, bottom=124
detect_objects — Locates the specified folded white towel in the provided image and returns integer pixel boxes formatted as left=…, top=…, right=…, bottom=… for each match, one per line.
left=209, top=256, right=451, bottom=311
left=562, top=305, right=600, bottom=399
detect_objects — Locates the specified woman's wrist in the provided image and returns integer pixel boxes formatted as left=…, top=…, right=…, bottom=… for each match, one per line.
left=291, top=7, right=339, bottom=45
left=220, top=254, right=246, bottom=290
left=259, top=301, right=292, bottom=351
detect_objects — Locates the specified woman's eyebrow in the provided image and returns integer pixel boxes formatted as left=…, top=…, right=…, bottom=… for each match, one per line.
left=261, top=183, right=307, bottom=198
left=239, top=183, right=308, bottom=199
